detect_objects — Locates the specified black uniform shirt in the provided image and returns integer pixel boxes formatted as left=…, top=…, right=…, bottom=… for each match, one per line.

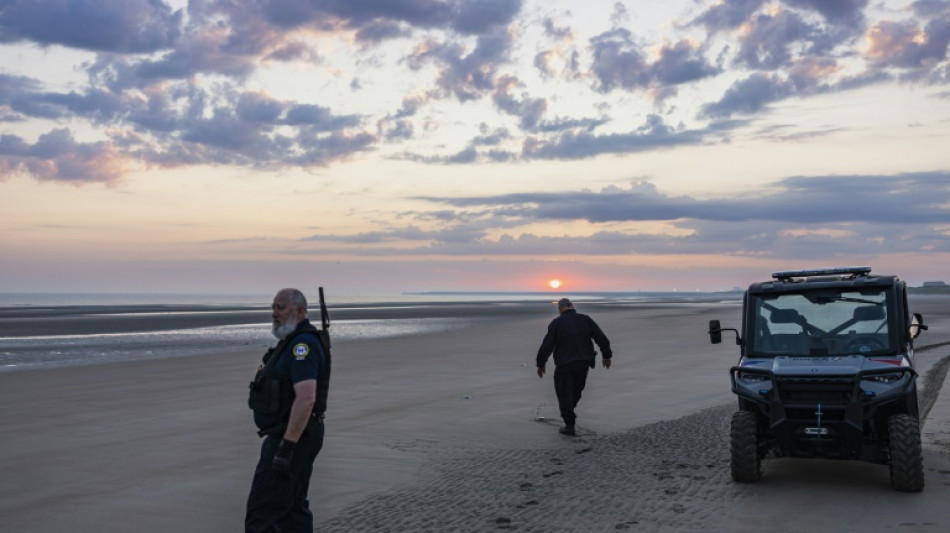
left=253, top=320, right=325, bottom=431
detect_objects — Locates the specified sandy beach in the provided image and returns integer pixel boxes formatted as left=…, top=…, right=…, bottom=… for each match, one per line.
left=2, top=297, right=950, bottom=532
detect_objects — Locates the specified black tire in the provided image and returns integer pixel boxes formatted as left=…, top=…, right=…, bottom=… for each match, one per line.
left=731, top=411, right=761, bottom=482
left=888, top=413, right=924, bottom=492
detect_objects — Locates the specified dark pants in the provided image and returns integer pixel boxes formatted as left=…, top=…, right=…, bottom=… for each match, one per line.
left=246, top=421, right=325, bottom=533
left=553, top=360, right=591, bottom=426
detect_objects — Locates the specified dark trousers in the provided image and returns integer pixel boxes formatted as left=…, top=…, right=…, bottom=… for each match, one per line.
left=245, top=421, right=325, bottom=533
left=553, top=360, right=591, bottom=426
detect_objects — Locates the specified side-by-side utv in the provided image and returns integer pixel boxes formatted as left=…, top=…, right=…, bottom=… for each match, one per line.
left=709, top=267, right=928, bottom=491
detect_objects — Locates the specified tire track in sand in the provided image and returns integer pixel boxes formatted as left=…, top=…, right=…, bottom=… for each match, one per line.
left=319, top=405, right=740, bottom=532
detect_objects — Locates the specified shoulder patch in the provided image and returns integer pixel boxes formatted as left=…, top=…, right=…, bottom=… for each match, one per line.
left=292, top=343, right=310, bottom=360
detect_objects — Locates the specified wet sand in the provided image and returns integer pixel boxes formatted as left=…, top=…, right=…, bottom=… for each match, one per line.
left=1, top=298, right=950, bottom=532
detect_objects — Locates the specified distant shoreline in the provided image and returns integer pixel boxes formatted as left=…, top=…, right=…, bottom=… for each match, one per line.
left=0, top=293, right=745, bottom=338
left=909, top=286, right=950, bottom=295
left=406, top=290, right=744, bottom=295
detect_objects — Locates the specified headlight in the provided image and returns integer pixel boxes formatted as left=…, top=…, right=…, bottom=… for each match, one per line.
left=864, top=372, right=905, bottom=383
left=738, top=372, right=770, bottom=383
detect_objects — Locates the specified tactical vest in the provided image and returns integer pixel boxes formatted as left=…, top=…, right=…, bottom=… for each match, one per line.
left=248, top=323, right=332, bottom=419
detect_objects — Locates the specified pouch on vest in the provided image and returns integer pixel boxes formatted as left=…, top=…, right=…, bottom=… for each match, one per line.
left=248, top=369, right=283, bottom=415
left=248, top=346, right=291, bottom=416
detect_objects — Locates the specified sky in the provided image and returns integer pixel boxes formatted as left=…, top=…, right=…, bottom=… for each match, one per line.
left=1, top=0, right=949, bottom=296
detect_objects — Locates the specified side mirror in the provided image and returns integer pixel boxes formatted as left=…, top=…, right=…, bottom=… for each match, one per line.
left=709, top=320, right=722, bottom=344
left=910, top=313, right=928, bottom=339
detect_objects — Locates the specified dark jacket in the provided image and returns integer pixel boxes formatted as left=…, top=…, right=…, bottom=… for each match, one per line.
left=536, top=309, right=612, bottom=367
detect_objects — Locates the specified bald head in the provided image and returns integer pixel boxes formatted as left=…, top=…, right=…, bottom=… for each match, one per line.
left=557, top=298, right=574, bottom=313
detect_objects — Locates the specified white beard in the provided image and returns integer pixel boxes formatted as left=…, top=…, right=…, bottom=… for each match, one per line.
left=272, top=318, right=297, bottom=340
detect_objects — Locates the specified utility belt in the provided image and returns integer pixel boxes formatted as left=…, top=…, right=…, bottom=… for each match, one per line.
left=256, top=411, right=325, bottom=438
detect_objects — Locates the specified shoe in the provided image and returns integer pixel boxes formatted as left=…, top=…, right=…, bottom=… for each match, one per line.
left=559, top=425, right=576, bottom=436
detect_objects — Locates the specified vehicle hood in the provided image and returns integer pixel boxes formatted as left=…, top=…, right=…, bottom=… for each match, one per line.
left=739, top=355, right=910, bottom=376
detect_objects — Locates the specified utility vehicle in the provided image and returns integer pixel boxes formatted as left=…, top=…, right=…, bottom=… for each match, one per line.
left=709, top=267, right=928, bottom=491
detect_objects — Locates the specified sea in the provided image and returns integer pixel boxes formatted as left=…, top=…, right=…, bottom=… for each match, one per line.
left=0, top=291, right=740, bottom=372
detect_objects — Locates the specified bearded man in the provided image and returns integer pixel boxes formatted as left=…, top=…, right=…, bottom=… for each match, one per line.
left=246, top=288, right=329, bottom=532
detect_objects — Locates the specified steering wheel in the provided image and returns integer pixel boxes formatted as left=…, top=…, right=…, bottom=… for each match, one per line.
left=845, top=336, right=887, bottom=354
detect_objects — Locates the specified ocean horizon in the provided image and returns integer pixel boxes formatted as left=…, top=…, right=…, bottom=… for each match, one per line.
left=0, top=291, right=744, bottom=372
left=0, top=289, right=742, bottom=308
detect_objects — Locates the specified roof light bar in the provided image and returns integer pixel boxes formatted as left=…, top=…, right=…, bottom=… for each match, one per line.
left=772, top=266, right=872, bottom=280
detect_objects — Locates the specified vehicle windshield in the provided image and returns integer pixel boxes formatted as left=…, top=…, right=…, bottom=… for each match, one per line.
left=749, top=288, right=892, bottom=357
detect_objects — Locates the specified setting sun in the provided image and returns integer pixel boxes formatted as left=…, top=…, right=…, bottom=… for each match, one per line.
left=548, top=279, right=562, bottom=289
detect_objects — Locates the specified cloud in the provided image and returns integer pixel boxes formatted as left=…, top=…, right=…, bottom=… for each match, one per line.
left=399, top=113, right=711, bottom=164
left=0, top=129, right=129, bottom=184
left=291, top=131, right=378, bottom=166
left=417, top=173, right=950, bottom=225
left=0, top=72, right=132, bottom=124
left=354, top=20, right=412, bottom=43
left=289, top=220, right=950, bottom=259
left=1, top=73, right=375, bottom=176
left=91, top=28, right=260, bottom=90
left=376, top=93, right=432, bottom=140
left=520, top=114, right=707, bottom=159
left=542, top=16, right=573, bottom=40
left=700, top=60, right=896, bottom=119
left=404, top=146, right=481, bottom=164
left=782, top=0, right=868, bottom=27
left=0, top=0, right=182, bottom=53
left=693, top=0, right=867, bottom=39
left=2, top=0, right=948, bottom=185
left=533, top=16, right=579, bottom=79
left=734, top=10, right=822, bottom=70
left=533, top=117, right=608, bottom=133
left=471, top=124, right=512, bottom=145
left=700, top=73, right=795, bottom=118
left=589, top=29, right=720, bottom=93
left=865, top=3, right=950, bottom=69
left=156, top=107, right=376, bottom=168
left=343, top=172, right=950, bottom=259
left=208, top=0, right=523, bottom=38
left=690, top=0, right=767, bottom=32
left=492, top=75, right=548, bottom=129
left=408, top=26, right=516, bottom=101
left=688, top=0, right=936, bottom=118
left=0, top=73, right=45, bottom=120
left=303, top=223, right=487, bottom=245
left=451, top=0, right=524, bottom=34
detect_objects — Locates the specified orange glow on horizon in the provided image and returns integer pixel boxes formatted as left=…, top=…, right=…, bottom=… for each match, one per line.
left=548, top=279, right=562, bottom=289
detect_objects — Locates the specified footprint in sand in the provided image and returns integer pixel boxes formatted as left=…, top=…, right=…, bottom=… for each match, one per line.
left=614, top=521, right=640, bottom=530
left=515, top=500, right=539, bottom=509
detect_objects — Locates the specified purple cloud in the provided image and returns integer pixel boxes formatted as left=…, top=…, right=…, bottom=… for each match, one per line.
left=0, top=129, right=127, bottom=184
left=521, top=115, right=706, bottom=159
left=690, top=0, right=767, bottom=32
left=781, top=0, right=867, bottom=27
left=700, top=73, right=795, bottom=118
left=866, top=4, right=950, bottom=69
left=590, top=29, right=720, bottom=92
left=0, top=0, right=182, bottom=53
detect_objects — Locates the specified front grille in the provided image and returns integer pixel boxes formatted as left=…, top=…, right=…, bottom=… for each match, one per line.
left=785, top=407, right=846, bottom=421
left=775, top=377, right=854, bottom=405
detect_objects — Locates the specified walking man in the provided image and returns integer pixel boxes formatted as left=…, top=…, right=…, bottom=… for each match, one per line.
left=536, top=298, right=612, bottom=436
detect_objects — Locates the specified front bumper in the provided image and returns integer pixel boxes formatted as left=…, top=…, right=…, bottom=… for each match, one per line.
left=730, top=365, right=918, bottom=460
